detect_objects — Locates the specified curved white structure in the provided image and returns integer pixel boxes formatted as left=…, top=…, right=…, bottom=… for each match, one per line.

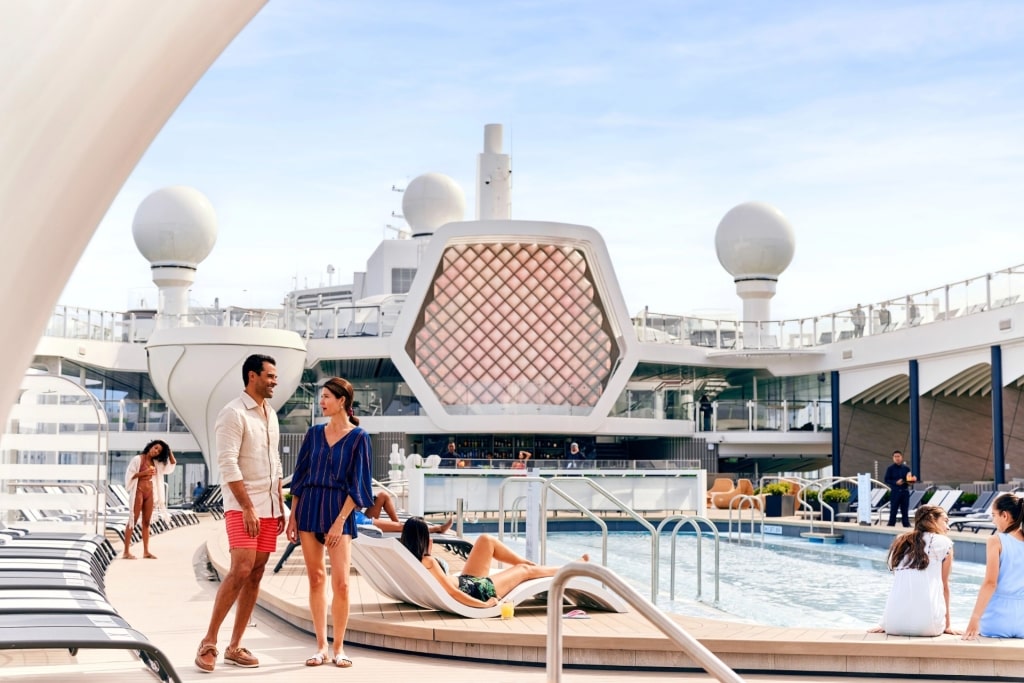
left=0, top=1, right=266, bottom=425
left=146, top=327, right=306, bottom=481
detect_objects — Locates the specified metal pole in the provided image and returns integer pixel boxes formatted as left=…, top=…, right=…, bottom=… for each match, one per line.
left=830, top=371, right=841, bottom=476
left=455, top=498, right=464, bottom=538
left=909, top=360, right=920, bottom=478
left=993, top=345, right=1006, bottom=485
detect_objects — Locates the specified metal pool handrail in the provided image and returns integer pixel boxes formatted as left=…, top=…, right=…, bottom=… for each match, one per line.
left=497, top=476, right=610, bottom=568
left=497, top=475, right=659, bottom=600
left=803, top=475, right=877, bottom=534
left=508, top=494, right=527, bottom=539
left=727, top=495, right=763, bottom=542
left=545, top=562, right=745, bottom=683
left=540, top=476, right=660, bottom=601
left=657, top=515, right=720, bottom=604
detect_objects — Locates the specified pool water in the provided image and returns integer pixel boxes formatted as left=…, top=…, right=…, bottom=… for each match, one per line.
left=487, top=531, right=986, bottom=630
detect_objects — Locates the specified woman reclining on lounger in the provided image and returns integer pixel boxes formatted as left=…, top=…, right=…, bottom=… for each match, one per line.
left=398, top=518, right=587, bottom=607
left=356, top=492, right=453, bottom=534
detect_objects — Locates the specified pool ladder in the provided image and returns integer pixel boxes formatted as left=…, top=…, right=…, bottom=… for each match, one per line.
left=657, top=515, right=721, bottom=605
left=727, top=494, right=765, bottom=542
left=498, top=476, right=722, bottom=605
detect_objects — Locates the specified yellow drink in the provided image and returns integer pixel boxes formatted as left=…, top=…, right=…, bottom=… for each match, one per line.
left=500, top=600, right=514, bottom=620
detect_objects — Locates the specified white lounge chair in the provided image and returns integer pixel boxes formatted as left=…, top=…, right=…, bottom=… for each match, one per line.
left=351, top=535, right=628, bottom=618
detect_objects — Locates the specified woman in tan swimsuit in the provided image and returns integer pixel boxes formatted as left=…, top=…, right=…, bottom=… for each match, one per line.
left=123, top=439, right=176, bottom=559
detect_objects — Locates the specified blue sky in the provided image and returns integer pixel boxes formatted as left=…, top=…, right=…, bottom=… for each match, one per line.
left=63, top=0, right=1024, bottom=321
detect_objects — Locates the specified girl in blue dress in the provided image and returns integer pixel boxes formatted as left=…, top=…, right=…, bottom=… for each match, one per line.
left=285, top=377, right=373, bottom=667
left=964, top=493, right=1024, bottom=639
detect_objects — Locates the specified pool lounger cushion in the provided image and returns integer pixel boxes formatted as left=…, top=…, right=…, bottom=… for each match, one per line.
left=1, top=534, right=116, bottom=561
left=0, top=572, right=103, bottom=594
left=351, top=535, right=628, bottom=619
left=0, top=538, right=115, bottom=569
left=0, top=588, right=117, bottom=615
left=0, top=612, right=180, bottom=682
left=0, top=557, right=104, bottom=589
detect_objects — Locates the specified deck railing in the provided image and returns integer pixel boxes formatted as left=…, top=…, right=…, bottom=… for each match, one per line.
left=45, top=264, right=1024, bottom=350
left=635, top=262, right=1024, bottom=349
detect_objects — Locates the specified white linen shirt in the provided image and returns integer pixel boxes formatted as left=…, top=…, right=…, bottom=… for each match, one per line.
left=216, top=391, right=284, bottom=518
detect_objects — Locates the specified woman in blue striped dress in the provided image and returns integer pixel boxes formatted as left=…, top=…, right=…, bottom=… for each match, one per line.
left=285, top=377, right=373, bottom=668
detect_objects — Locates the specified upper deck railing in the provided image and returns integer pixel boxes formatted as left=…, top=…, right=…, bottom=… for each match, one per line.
left=636, top=263, right=1024, bottom=350
left=44, top=264, right=1024, bottom=350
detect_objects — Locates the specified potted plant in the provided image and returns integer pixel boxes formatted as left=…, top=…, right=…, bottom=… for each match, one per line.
left=801, top=488, right=820, bottom=512
left=956, top=492, right=978, bottom=511
left=761, top=481, right=795, bottom=517
left=821, top=487, right=851, bottom=521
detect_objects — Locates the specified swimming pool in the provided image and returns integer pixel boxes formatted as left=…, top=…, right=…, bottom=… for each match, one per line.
left=485, top=531, right=986, bottom=630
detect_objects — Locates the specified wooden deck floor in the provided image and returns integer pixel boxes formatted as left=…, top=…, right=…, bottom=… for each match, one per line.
left=207, top=518, right=1024, bottom=681
left=3, top=514, right=1023, bottom=682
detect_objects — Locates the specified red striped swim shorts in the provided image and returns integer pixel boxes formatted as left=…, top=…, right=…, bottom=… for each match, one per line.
left=224, top=510, right=279, bottom=553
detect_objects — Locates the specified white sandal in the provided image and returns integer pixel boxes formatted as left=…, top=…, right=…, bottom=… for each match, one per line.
left=333, top=653, right=353, bottom=668
left=305, top=652, right=327, bottom=667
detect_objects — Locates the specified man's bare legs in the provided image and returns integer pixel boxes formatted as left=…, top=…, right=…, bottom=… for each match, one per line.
left=198, top=548, right=269, bottom=651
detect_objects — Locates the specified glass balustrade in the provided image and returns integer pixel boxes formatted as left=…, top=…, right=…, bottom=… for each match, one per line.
left=44, top=263, right=1024, bottom=351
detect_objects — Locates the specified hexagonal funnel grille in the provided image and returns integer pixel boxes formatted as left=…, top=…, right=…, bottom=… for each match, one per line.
left=409, top=242, right=617, bottom=412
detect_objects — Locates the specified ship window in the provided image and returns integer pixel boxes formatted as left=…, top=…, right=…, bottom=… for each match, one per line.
left=392, top=268, right=417, bottom=294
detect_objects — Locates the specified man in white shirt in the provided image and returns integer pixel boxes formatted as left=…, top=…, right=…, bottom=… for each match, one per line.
left=196, top=354, right=285, bottom=673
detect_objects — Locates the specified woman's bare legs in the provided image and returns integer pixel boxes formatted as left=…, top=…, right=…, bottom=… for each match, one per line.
left=365, top=492, right=400, bottom=523
left=461, top=534, right=536, bottom=577
left=489, top=554, right=590, bottom=598
left=327, top=535, right=353, bottom=661
left=372, top=517, right=453, bottom=534
left=123, top=489, right=145, bottom=559
left=298, top=531, right=330, bottom=658
left=140, top=493, right=155, bottom=558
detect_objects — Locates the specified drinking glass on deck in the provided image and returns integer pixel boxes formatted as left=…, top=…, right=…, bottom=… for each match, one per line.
left=500, top=599, right=514, bottom=620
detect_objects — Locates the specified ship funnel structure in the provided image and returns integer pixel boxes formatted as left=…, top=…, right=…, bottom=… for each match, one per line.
left=476, top=123, right=511, bottom=220
left=132, top=186, right=217, bottom=328
left=714, top=201, right=795, bottom=344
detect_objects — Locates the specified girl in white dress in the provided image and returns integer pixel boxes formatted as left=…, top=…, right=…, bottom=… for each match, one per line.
left=870, top=504, right=959, bottom=636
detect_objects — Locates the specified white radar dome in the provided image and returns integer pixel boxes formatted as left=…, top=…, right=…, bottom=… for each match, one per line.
left=714, top=201, right=795, bottom=280
left=132, top=186, right=218, bottom=266
left=402, top=173, right=465, bottom=235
